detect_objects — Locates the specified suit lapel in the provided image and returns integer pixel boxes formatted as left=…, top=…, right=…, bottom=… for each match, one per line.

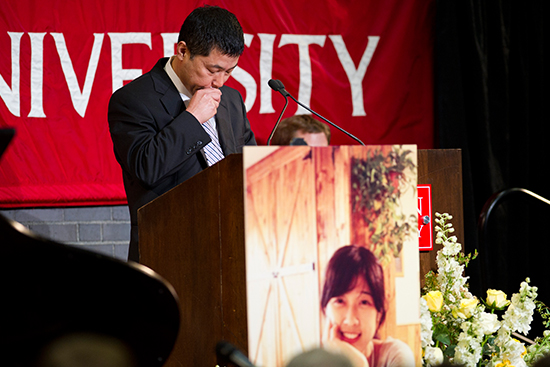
left=216, top=101, right=237, bottom=156
left=150, top=58, right=185, bottom=117
left=148, top=58, right=208, bottom=168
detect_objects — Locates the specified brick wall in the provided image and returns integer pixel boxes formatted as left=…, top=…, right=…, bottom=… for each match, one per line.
left=0, top=205, right=130, bottom=261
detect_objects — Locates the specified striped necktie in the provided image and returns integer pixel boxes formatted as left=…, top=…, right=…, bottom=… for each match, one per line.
left=202, top=117, right=224, bottom=166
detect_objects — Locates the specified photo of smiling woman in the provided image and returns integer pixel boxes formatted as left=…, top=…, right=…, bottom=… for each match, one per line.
left=321, top=245, right=415, bottom=367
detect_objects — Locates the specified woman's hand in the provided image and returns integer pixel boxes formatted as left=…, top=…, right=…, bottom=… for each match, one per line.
left=322, top=319, right=369, bottom=367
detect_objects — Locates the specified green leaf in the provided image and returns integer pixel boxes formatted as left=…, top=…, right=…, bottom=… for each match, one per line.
left=435, top=333, right=451, bottom=345
left=443, top=344, right=456, bottom=357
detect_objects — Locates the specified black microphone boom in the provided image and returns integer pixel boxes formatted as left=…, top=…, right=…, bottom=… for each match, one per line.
left=267, top=80, right=289, bottom=145
left=268, top=79, right=365, bottom=146
left=215, top=341, right=256, bottom=367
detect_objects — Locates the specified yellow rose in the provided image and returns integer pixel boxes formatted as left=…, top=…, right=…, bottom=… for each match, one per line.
left=486, top=289, right=510, bottom=309
left=452, top=298, right=479, bottom=319
left=423, top=291, right=443, bottom=312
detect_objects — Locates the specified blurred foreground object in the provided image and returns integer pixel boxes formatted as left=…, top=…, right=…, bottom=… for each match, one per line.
left=0, top=214, right=180, bottom=367
left=286, top=348, right=353, bottom=367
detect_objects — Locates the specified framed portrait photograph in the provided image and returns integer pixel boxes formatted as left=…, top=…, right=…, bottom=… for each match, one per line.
left=244, top=145, right=421, bottom=367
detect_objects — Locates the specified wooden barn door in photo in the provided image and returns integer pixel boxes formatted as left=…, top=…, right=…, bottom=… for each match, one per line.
left=245, top=147, right=321, bottom=367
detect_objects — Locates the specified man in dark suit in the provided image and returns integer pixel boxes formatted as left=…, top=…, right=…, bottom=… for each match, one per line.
left=108, top=6, right=256, bottom=262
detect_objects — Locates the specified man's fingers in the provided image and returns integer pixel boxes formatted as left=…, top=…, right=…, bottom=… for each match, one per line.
left=186, top=88, right=222, bottom=123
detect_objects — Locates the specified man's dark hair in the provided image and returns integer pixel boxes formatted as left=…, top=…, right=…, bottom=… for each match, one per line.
left=271, top=115, right=331, bottom=145
left=178, top=5, right=244, bottom=58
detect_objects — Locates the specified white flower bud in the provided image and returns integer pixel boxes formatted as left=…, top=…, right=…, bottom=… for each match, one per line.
left=424, top=347, right=444, bottom=367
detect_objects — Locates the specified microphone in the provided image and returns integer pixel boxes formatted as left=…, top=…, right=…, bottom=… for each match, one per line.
left=267, top=80, right=289, bottom=146
left=290, top=137, right=308, bottom=146
left=215, top=341, right=256, bottom=367
left=268, top=79, right=365, bottom=145
left=267, top=79, right=289, bottom=97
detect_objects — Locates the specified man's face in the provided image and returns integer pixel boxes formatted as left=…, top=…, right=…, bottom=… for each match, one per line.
left=174, top=42, right=239, bottom=95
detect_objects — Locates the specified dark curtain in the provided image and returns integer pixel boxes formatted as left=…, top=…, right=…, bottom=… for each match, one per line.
left=435, top=0, right=549, bottom=338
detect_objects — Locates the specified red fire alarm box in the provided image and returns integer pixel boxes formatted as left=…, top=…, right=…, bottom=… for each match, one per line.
left=418, top=184, right=433, bottom=251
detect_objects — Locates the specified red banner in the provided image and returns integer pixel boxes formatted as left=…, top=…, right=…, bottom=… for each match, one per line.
left=0, top=0, right=434, bottom=207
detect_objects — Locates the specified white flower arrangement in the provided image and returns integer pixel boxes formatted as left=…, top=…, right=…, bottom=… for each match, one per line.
left=420, top=213, right=550, bottom=367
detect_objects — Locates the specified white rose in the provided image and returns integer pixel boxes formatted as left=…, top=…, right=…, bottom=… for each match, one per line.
left=478, top=312, right=500, bottom=334
left=424, top=346, right=444, bottom=366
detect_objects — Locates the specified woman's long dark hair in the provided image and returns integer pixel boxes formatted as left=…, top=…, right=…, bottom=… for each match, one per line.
left=320, top=245, right=386, bottom=328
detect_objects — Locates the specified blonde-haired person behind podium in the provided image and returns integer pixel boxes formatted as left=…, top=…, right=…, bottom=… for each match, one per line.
left=270, top=115, right=330, bottom=146
left=321, top=245, right=415, bottom=367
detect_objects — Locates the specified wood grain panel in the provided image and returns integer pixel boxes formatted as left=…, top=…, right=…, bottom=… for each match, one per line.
left=139, top=154, right=247, bottom=367
left=418, top=149, right=464, bottom=283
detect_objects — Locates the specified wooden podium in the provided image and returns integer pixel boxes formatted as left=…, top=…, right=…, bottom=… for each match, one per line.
left=139, top=153, right=247, bottom=367
left=417, top=149, right=464, bottom=280
left=138, top=148, right=463, bottom=367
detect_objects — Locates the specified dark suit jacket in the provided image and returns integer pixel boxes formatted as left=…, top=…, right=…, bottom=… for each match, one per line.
left=108, top=57, right=256, bottom=262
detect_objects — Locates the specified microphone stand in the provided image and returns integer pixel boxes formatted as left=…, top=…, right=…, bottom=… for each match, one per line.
left=267, top=95, right=289, bottom=146
left=268, top=79, right=365, bottom=146
left=286, top=94, right=365, bottom=146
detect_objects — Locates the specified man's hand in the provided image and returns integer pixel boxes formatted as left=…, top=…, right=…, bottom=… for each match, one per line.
left=186, top=88, right=222, bottom=124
